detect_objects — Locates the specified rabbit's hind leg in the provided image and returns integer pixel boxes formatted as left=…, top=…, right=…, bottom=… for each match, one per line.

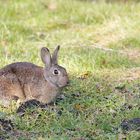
left=0, top=74, right=25, bottom=107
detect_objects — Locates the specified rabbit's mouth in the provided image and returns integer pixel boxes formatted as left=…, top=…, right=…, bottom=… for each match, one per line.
left=58, top=81, right=69, bottom=88
left=57, top=84, right=65, bottom=88
left=45, top=78, right=65, bottom=88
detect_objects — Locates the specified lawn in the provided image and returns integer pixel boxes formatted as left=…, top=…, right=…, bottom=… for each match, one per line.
left=0, top=0, right=140, bottom=139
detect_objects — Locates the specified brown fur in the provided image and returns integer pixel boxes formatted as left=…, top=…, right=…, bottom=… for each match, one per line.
left=0, top=46, right=68, bottom=106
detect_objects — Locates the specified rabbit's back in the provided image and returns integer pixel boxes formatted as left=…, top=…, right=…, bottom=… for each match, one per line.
left=0, top=62, right=44, bottom=84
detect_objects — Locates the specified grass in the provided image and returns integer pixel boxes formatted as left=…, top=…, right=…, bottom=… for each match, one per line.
left=0, top=0, right=140, bottom=139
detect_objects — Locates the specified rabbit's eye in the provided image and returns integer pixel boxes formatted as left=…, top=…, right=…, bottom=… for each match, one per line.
left=53, top=69, right=59, bottom=75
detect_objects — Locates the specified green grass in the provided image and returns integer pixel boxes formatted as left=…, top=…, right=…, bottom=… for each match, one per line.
left=0, top=0, right=140, bottom=139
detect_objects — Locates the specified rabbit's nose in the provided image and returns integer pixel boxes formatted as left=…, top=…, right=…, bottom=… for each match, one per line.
left=66, top=81, right=70, bottom=85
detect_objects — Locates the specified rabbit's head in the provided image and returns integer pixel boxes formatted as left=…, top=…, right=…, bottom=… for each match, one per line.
left=41, top=46, right=69, bottom=88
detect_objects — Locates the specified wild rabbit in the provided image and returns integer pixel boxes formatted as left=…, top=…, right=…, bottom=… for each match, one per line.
left=0, top=46, right=69, bottom=107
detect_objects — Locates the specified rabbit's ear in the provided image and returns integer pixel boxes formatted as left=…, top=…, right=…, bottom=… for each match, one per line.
left=41, top=47, right=52, bottom=68
left=52, top=45, right=60, bottom=65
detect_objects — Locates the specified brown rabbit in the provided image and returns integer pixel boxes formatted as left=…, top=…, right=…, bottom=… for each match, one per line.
left=0, top=46, right=69, bottom=107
